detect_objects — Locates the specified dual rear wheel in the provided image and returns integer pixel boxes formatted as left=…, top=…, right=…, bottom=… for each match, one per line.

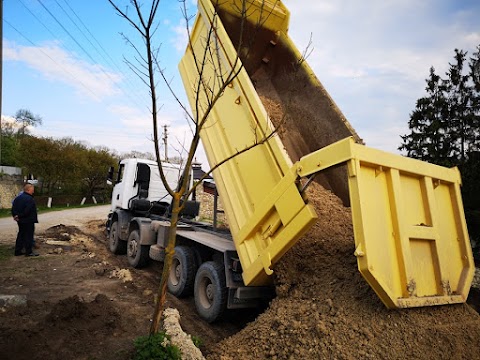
left=126, top=229, right=149, bottom=268
left=194, top=261, right=227, bottom=323
left=108, top=224, right=227, bottom=322
left=108, top=222, right=149, bottom=268
left=167, top=246, right=227, bottom=323
left=108, top=221, right=127, bottom=254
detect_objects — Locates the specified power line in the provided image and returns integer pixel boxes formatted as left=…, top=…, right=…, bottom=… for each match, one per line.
left=17, top=0, right=63, bottom=43
left=13, top=0, right=150, bottom=112
left=36, top=0, right=97, bottom=64
left=52, top=0, right=149, bottom=110
left=4, top=18, right=102, bottom=100
left=60, top=0, right=133, bottom=81
left=5, top=0, right=174, bottom=154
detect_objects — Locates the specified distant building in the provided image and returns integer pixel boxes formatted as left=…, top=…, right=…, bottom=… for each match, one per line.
left=192, top=161, right=212, bottom=182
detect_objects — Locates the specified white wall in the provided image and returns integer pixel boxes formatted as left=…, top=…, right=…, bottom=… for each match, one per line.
left=0, top=166, right=21, bottom=176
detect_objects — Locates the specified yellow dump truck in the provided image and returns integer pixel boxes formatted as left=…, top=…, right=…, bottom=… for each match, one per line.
left=178, top=0, right=474, bottom=314
left=107, top=0, right=475, bottom=322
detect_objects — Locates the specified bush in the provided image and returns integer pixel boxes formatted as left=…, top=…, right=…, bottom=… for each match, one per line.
left=133, top=332, right=181, bottom=360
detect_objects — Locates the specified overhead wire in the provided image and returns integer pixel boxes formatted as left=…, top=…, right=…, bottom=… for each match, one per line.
left=15, top=0, right=99, bottom=79
left=4, top=18, right=102, bottom=101
left=52, top=0, right=149, bottom=109
left=6, top=0, right=175, bottom=149
left=12, top=0, right=151, bottom=113
left=59, top=0, right=149, bottom=107
left=36, top=0, right=98, bottom=64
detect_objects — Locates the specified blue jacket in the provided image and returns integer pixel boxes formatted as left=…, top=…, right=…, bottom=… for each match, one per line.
left=11, top=192, right=38, bottom=224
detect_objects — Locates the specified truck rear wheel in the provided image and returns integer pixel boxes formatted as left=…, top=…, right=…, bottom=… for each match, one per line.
left=168, top=246, right=197, bottom=297
left=109, top=221, right=127, bottom=255
left=127, top=229, right=149, bottom=268
left=194, top=261, right=227, bottom=323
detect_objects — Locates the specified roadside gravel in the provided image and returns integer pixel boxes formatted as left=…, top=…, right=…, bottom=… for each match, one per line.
left=0, top=205, right=110, bottom=245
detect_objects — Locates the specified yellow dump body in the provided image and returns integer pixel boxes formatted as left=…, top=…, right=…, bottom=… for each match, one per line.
left=212, top=0, right=361, bottom=206
left=297, top=138, right=474, bottom=308
left=180, top=0, right=319, bottom=286
left=179, top=0, right=474, bottom=306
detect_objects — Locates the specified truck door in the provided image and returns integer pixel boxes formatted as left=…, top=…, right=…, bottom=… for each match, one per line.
left=110, top=162, right=126, bottom=211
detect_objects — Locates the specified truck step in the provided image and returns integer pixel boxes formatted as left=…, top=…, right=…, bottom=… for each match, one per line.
left=149, top=244, right=165, bottom=262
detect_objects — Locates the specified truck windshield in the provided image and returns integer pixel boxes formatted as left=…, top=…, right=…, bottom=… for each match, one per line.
left=117, top=164, right=125, bottom=184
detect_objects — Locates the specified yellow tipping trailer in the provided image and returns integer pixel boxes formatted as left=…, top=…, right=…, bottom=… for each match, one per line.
left=214, top=0, right=362, bottom=206
left=298, top=137, right=474, bottom=308
left=179, top=0, right=474, bottom=308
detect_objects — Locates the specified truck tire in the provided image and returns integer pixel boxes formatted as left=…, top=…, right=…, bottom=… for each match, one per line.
left=109, top=221, right=127, bottom=255
left=127, top=229, right=149, bottom=268
left=168, top=246, right=197, bottom=297
left=194, top=261, right=227, bottom=323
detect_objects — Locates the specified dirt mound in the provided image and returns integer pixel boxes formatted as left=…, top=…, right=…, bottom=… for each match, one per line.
left=46, top=294, right=120, bottom=332
left=0, top=221, right=157, bottom=360
left=207, top=183, right=480, bottom=360
left=0, top=294, right=131, bottom=360
left=44, top=224, right=83, bottom=237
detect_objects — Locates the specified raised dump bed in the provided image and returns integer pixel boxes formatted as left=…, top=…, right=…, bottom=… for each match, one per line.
left=298, top=137, right=475, bottom=308
left=179, top=0, right=474, bottom=307
left=215, top=1, right=363, bottom=205
left=180, top=0, right=319, bottom=287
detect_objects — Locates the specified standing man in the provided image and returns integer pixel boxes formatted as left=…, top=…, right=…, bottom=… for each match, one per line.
left=12, top=183, right=39, bottom=257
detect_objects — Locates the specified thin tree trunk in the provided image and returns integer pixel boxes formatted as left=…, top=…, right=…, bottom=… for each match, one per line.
left=150, top=193, right=181, bottom=334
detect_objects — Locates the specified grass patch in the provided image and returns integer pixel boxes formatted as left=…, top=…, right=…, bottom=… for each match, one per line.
left=0, top=244, right=13, bottom=261
left=191, top=335, right=203, bottom=348
left=133, top=332, right=181, bottom=360
left=0, top=208, right=12, bottom=218
left=0, top=203, right=106, bottom=219
left=0, top=245, right=46, bottom=265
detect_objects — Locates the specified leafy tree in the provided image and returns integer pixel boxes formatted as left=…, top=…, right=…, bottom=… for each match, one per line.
left=400, top=46, right=480, bottom=165
left=14, top=109, right=43, bottom=136
left=18, top=136, right=64, bottom=194
left=470, top=45, right=480, bottom=143
left=400, top=44, right=480, bottom=210
left=399, top=67, right=452, bottom=166
left=0, top=109, right=42, bottom=166
left=78, top=147, right=117, bottom=197
left=109, top=0, right=284, bottom=334
left=444, top=49, right=478, bottom=164
left=1, top=116, right=19, bottom=136
left=17, top=136, right=115, bottom=197
left=0, top=134, right=19, bottom=166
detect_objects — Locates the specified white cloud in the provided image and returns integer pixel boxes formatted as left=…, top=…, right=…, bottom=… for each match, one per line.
left=109, top=104, right=151, bottom=129
left=4, top=0, right=478, bottom=165
left=171, top=20, right=189, bottom=52
left=4, top=40, right=123, bottom=100
left=282, top=0, right=480, bottom=154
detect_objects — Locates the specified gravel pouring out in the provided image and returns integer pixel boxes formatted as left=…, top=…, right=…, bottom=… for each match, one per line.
left=207, top=183, right=480, bottom=360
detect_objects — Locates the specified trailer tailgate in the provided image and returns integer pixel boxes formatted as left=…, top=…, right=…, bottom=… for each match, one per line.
left=297, top=137, right=475, bottom=308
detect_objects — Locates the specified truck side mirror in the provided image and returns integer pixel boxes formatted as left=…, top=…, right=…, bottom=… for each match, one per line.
left=107, top=166, right=115, bottom=185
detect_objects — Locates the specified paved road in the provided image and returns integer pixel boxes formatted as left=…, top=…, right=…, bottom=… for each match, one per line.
left=0, top=205, right=111, bottom=245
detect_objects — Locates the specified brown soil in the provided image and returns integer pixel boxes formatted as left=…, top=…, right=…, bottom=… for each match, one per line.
left=0, top=185, right=479, bottom=360
left=0, top=221, right=248, bottom=360
left=208, top=183, right=480, bottom=360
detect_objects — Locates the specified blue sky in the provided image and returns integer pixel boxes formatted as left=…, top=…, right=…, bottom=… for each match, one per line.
left=2, top=0, right=480, bottom=166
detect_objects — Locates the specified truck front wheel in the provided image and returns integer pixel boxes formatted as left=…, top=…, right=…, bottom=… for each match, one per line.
left=127, top=229, right=149, bottom=268
left=168, top=246, right=197, bottom=297
left=194, top=261, right=227, bottom=323
left=109, top=221, right=127, bottom=255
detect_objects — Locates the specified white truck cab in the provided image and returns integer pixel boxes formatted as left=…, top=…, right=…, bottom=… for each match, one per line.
left=109, top=158, right=183, bottom=213
left=106, top=158, right=273, bottom=322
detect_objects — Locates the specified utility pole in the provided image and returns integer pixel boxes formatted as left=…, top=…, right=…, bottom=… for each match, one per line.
left=162, top=124, right=169, bottom=162
left=0, top=0, right=3, bottom=167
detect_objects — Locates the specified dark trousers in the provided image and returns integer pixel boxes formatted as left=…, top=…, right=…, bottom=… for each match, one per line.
left=15, top=223, right=35, bottom=255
